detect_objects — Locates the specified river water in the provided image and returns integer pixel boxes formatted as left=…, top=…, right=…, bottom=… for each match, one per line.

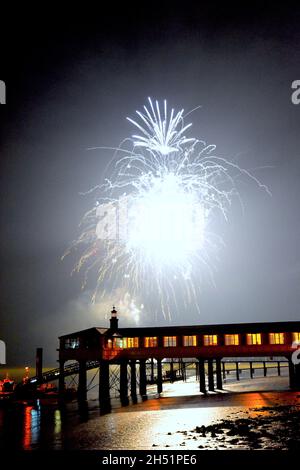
left=0, top=368, right=298, bottom=450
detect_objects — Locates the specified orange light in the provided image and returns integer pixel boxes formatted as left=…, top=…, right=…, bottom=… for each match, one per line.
left=144, top=337, right=158, bottom=347
left=203, top=335, right=218, bottom=346
left=269, top=333, right=285, bottom=345
left=246, top=333, right=262, bottom=345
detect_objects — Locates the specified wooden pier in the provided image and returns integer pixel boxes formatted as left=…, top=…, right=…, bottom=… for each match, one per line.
left=51, top=308, right=300, bottom=404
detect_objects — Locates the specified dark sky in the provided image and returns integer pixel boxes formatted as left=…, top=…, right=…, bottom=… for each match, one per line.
left=1, top=3, right=300, bottom=365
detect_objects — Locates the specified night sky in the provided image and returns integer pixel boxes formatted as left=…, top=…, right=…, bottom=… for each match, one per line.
left=1, top=4, right=300, bottom=365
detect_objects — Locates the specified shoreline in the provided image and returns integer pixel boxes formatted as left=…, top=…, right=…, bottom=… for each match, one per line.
left=0, top=373, right=299, bottom=450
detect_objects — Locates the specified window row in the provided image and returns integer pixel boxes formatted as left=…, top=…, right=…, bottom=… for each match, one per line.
left=119, top=332, right=300, bottom=348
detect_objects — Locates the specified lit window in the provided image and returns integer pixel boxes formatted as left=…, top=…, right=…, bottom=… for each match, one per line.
left=225, top=334, right=239, bottom=346
left=203, top=335, right=218, bottom=346
left=163, top=336, right=177, bottom=347
left=246, top=333, right=262, bottom=345
left=123, top=337, right=139, bottom=348
left=113, top=337, right=123, bottom=348
left=292, top=332, right=300, bottom=343
left=107, top=339, right=113, bottom=349
left=269, top=333, right=285, bottom=345
left=183, top=335, right=197, bottom=346
left=144, top=337, right=158, bottom=347
left=64, top=338, right=80, bottom=349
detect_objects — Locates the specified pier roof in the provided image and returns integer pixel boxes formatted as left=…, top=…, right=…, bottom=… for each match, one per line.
left=59, top=320, right=300, bottom=339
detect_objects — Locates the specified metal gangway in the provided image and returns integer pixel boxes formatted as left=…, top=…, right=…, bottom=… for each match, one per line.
left=27, top=360, right=101, bottom=385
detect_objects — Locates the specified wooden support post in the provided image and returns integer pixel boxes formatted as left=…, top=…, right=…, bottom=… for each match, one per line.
left=150, top=358, right=155, bottom=383
left=208, top=359, right=214, bottom=391
left=295, top=363, right=300, bottom=389
left=236, top=362, right=240, bottom=381
left=198, top=359, right=206, bottom=394
left=139, top=359, right=147, bottom=397
left=130, top=360, right=137, bottom=398
left=178, top=359, right=182, bottom=381
left=170, top=360, right=174, bottom=383
left=216, top=358, right=223, bottom=390
left=157, top=358, right=163, bottom=394
left=289, top=358, right=296, bottom=389
left=222, top=361, right=226, bottom=380
left=59, top=360, right=65, bottom=396
left=99, top=360, right=110, bottom=406
left=78, top=360, right=87, bottom=402
left=263, top=361, right=267, bottom=377
left=277, top=361, right=281, bottom=376
left=120, top=360, right=128, bottom=403
left=182, top=361, right=186, bottom=382
left=36, top=348, right=43, bottom=383
left=250, top=361, right=254, bottom=379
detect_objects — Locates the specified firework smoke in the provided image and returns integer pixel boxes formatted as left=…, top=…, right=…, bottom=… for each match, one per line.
left=63, top=98, right=269, bottom=321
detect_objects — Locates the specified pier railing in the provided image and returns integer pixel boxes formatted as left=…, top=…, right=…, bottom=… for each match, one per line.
left=27, top=360, right=101, bottom=385
left=25, top=358, right=290, bottom=388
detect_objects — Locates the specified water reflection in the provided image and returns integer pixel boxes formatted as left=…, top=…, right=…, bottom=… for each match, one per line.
left=22, top=403, right=51, bottom=450
left=0, top=403, right=64, bottom=451
left=30, top=405, right=41, bottom=447
left=99, top=401, right=112, bottom=416
left=23, top=406, right=33, bottom=450
left=78, top=400, right=89, bottom=422
left=54, top=409, right=61, bottom=435
left=0, top=373, right=295, bottom=450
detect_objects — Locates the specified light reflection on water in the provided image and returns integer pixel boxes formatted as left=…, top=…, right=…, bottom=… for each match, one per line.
left=0, top=374, right=297, bottom=450
left=23, top=406, right=32, bottom=450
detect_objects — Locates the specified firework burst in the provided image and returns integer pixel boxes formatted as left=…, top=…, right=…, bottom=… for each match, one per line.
left=63, top=98, right=269, bottom=321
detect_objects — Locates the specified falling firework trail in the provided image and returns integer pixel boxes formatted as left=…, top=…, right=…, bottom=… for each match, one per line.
left=63, top=98, right=269, bottom=321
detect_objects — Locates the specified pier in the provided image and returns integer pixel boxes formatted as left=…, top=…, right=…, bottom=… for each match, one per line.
left=49, top=308, right=300, bottom=404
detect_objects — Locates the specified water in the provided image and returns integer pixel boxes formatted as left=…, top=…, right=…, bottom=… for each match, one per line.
left=0, top=368, right=297, bottom=450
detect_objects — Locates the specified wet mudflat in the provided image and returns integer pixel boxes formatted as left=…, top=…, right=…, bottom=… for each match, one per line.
left=175, top=404, right=300, bottom=450
left=65, top=375, right=300, bottom=450
left=0, top=373, right=299, bottom=450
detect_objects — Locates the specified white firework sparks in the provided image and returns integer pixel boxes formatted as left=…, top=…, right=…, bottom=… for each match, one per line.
left=64, top=98, right=269, bottom=321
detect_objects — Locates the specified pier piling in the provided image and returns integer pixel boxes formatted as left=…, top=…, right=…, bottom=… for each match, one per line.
left=99, top=360, right=110, bottom=405
left=36, top=348, right=43, bottom=383
left=78, top=360, right=87, bottom=402
left=236, top=362, right=240, bottom=381
left=216, top=358, right=223, bottom=390
left=139, top=359, right=147, bottom=397
left=130, top=360, right=137, bottom=398
left=198, top=358, right=206, bottom=394
left=157, top=358, right=163, bottom=394
left=208, top=359, right=214, bottom=391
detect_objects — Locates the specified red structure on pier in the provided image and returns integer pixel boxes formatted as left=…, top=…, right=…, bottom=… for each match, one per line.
left=58, top=308, right=300, bottom=402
